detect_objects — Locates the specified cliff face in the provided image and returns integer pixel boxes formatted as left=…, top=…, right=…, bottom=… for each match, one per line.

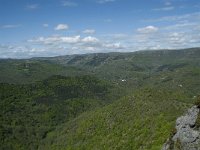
left=162, top=106, right=200, bottom=150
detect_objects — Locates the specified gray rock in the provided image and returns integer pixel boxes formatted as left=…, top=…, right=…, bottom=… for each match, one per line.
left=162, top=141, right=170, bottom=150
left=162, top=106, right=200, bottom=150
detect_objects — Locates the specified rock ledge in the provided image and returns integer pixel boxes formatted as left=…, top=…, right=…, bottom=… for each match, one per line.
left=162, top=106, right=200, bottom=150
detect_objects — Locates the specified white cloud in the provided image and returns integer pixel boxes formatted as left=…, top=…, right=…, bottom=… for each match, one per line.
left=60, top=36, right=81, bottom=43
left=28, top=35, right=81, bottom=44
left=26, top=4, right=39, bottom=10
left=3, top=26, right=200, bottom=58
left=163, top=23, right=197, bottom=30
left=83, top=29, right=96, bottom=34
left=101, top=34, right=128, bottom=41
left=152, top=0, right=173, bottom=11
left=167, top=32, right=186, bottom=44
left=153, top=6, right=174, bottom=11
left=165, top=1, right=172, bottom=6
left=84, top=47, right=96, bottom=51
left=82, top=36, right=99, bottom=43
left=103, top=42, right=123, bottom=49
left=43, top=24, right=49, bottom=28
left=26, top=34, right=128, bottom=57
left=29, top=35, right=100, bottom=46
left=1, top=24, right=21, bottom=29
left=54, top=24, right=69, bottom=30
left=104, top=19, right=112, bottom=22
left=133, top=24, right=200, bottom=50
left=97, top=0, right=116, bottom=4
left=3, top=12, right=200, bottom=59
left=137, top=26, right=158, bottom=34
left=0, top=44, right=47, bottom=58
left=61, top=1, right=78, bottom=7
left=144, top=12, right=200, bottom=22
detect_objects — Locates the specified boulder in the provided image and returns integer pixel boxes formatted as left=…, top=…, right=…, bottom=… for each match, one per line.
left=162, top=106, right=200, bottom=150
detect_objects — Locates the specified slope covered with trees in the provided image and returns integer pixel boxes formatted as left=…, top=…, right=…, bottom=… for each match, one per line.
left=0, top=75, right=113, bottom=149
left=1, top=48, right=200, bottom=149
left=40, top=87, right=192, bottom=150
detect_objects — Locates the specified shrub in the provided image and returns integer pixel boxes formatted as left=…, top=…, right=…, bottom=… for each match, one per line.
left=194, top=95, right=200, bottom=108
left=195, top=96, right=200, bottom=129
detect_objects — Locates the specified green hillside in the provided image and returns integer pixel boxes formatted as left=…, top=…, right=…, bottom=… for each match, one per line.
left=45, top=48, right=200, bottom=81
left=1, top=48, right=200, bottom=150
left=0, top=75, right=113, bottom=149
left=40, top=88, right=192, bottom=150
left=0, top=60, right=88, bottom=84
left=34, top=48, right=200, bottom=96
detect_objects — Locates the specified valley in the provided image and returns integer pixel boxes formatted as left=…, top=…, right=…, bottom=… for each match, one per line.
left=1, top=48, right=200, bottom=149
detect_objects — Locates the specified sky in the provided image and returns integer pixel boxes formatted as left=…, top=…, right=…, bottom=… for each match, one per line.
left=0, top=0, right=200, bottom=58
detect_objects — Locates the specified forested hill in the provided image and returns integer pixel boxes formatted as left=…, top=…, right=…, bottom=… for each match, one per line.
left=0, top=75, right=114, bottom=149
left=1, top=48, right=200, bottom=149
left=1, top=48, right=200, bottom=84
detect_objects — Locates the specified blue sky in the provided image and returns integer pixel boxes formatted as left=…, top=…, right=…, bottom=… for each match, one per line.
left=0, top=0, right=200, bottom=58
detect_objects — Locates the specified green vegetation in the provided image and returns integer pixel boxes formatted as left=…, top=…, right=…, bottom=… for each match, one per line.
left=195, top=96, right=200, bottom=108
left=40, top=88, right=190, bottom=150
left=1, top=48, right=200, bottom=149
left=0, top=60, right=88, bottom=84
left=0, top=75, right=113, bottom=149
left=195, top=96, right=200, bottom=129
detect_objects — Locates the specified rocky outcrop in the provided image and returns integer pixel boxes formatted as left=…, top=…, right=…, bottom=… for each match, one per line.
left=162, top=106, right=200, bottom=150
